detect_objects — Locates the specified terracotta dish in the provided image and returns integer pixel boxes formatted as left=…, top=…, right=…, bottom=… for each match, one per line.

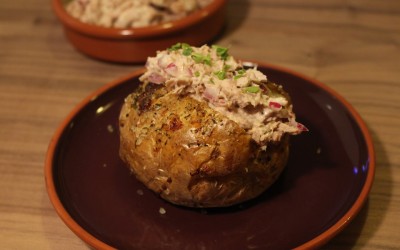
left=45, top=62, right=375, bottom=249
left=51, top=0, right=227, bottom=63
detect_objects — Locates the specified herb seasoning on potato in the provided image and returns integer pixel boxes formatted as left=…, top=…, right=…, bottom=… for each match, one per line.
left=119, top=44, right=307, bottom=207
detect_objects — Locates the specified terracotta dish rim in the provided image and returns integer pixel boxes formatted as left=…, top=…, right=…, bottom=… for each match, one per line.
left=51, top=0, right=227, bottom=39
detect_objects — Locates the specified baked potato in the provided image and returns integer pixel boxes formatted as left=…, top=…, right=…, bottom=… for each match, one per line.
left=119, top=44, right=306, bottom=207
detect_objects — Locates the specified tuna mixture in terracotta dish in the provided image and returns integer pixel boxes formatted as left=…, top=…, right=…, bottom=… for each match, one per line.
left=65, top=0, right=213, bottom=28
left=119, top=44, right=307, bottom=207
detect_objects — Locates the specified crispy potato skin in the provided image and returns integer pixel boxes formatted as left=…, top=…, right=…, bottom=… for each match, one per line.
left=119, top=83, right=289, bottom=207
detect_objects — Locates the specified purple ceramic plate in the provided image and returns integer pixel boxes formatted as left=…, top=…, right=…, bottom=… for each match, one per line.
left=45, top=63, right=375, bottom=249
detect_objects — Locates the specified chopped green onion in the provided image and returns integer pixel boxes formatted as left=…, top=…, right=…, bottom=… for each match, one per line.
left=234, top=69, right=246, bottom=80
left=169, top=43, right=193, bottom=56
left=192, top=53, right=204, bottom=63
left=203, top=54, right=212, bottom=65
left=223, top=64, right=231, bottom=71
left=181, top=43, right=193, bottom=56
left=194, top=71, right=200, bottom=77
left=214, top=70, right=226, bottom=80
left=192, top=53, right=212, bottom=65
left=212, top=45, right=229, bottom=60
left=244, top=86, right=260, bottom=93
left=168, top=43, right=182, bottom=51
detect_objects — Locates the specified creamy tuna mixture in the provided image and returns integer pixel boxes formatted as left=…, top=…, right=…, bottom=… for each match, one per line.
left=140, top=44, right=307, bottom=146
left=65, top=0, right=213, bottom=28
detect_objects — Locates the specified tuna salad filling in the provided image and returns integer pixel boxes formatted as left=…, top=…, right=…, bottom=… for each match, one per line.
left=139, top=44, right=307, bottom=146
left=65, top=0, right=213, bottom=28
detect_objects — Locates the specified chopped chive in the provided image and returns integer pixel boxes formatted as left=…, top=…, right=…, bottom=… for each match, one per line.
left=194, top=71, right=200, bottom=77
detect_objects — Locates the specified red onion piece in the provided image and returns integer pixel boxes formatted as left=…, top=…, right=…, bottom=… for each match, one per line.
left=148, top=73, right=165, bottom=84
left=164, top=63, right=178, bottom=76
left=269, top=101, right=282, bottom=110
left=203, top=86, right=218, bottom=101
left=296, top=122, right=309, bottom=132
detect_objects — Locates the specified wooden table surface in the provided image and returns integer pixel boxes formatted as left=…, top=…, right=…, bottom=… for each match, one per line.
left=1, top=0, right=399, bottom=249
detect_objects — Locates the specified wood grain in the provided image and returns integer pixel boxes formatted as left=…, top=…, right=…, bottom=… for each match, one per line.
left=1, top=0, right=399, bottom=249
